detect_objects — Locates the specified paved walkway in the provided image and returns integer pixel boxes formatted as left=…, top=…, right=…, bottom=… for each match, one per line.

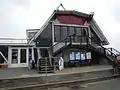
left=0, top=65, right=113, bottom=79
left=56, top=65, right=113, bottom=74
left=43, top=78, right=120, bottom=90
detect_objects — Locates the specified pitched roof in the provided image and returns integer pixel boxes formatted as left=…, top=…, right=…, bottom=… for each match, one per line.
left=28, top=10, right=109, bottom=45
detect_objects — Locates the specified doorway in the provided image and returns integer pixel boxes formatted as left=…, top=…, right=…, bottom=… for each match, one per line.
left=9, top=48, right=28, bottom=67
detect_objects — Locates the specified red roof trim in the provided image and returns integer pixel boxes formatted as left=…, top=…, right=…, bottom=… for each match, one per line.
left=57, top=14, right=87, bottom=25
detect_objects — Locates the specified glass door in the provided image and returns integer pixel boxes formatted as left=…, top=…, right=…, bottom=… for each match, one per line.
left=20, top=49, right=27, bottom=63
left=10, top=48, right=28, bottom=67
left=11, top=49, right=19, bottom=64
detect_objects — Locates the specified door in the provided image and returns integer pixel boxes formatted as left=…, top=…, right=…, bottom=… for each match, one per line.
left=10, top=48, right=28, bottom=67
left=20, top=49, right=27, bottom=66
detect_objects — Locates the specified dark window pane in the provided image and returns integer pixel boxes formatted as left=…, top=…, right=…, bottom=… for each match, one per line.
left=36, top=23, right=52, bottom=47
left=12, top=49, right=18, bottom=64
left=0, top=54, right=4, bottom=63
left=20, top=49, right=26, bottom=63
left=40, top=49, right=49, bottom=57
left=76, top=27, right=82, bottom=36
left=54, top=26, right=60, bottom=42
left=82, top=27, right=88, bottom=36
left=60, top=26, right=67, bottom=41
left=34, top=48, right=38, bottom=64
left=68, top=27, right=75, bottom=36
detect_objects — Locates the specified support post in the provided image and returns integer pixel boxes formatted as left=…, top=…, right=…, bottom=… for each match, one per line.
left=32, top=48, right=35, bottom=62
left=45, top=57, right=48, bottom=83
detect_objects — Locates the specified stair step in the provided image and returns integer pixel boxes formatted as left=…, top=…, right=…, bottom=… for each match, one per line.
left=40, top=63, right=50, bottom=65
left=40, top=69, right=53, bottom=71
left=40, top=64, right=50, bottom=65
left=40, top=66, right=51, bottom=67
left=38, top=71, right=54, bottom=73
left=40, top=62, right=51, bottom=64
left=40, top=67, right=53, bottom=69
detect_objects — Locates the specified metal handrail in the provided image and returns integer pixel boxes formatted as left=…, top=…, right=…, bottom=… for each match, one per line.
left=107, top=48, right=120, bottom=55
left=37, top=57, right=60, bottom=72
left=50, top=35, right=118, bottom=62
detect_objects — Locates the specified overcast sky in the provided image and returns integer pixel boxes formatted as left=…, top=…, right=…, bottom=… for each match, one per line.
left=0, top=0, right=120, bottom=50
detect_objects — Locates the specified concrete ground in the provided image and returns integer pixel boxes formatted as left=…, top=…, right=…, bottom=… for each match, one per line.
left=56, top=65, right=113, bottom=74
left=0, top=65, right=113, bottom=79
left=43, top=78, right=120, bottom=90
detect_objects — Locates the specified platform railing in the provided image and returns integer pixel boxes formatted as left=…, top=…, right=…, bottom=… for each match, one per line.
left=64, top=35, right=89, bottom=45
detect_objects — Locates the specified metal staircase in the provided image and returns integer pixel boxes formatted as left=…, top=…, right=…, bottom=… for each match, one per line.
left=37, top=57, right=54, bottom=73
left=36, top=48, right=59, bottom=73
left=49, top=35, right=120, bottom=63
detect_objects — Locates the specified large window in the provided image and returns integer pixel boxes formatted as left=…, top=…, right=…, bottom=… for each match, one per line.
left=54, top=25, right=88, bottom=42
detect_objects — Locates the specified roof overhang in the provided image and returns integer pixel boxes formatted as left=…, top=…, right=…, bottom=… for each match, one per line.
left=0, top=43, right=33, bottom=46
left=89, top=19, right=109, bottom=45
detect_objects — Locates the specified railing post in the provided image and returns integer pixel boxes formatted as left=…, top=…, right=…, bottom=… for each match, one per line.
left=86, top=36, right=89, bottom=45
left=65, top=38, right=67, bottom=46
left=111, top=48, right=112, bottom=55
left=104, top=48, right=106, bottom=56
left=80, top=36, right=82, bottom=46
left=37, top=58, right=40, bottom=72
left=70, top=36, right=72, bottom=45
left=53, top=58, right=56, bottom=73
left=45, top=57, right=48, bottom=83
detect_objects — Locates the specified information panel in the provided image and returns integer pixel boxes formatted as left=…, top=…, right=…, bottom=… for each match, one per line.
left=80, top=52, right=86, bottom=60
left=70, top=52, right=75, bottom=60
left=75, top=52, right=80, bottom=60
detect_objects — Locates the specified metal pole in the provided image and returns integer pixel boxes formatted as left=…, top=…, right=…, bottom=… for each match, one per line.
left=54, top=58, right=56, bottom=73
left=45, top=57, right=48, bottom=83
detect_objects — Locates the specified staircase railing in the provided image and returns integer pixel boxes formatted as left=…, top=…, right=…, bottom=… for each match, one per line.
left=37, top=57, right=59, bottom=73
left=90, top=39, right=117, bottom=61
left=50, top=35, right=119, bottom=62
left=107, top=48, right=120, bottom=56
left=106, top=48, right=117, bottom=61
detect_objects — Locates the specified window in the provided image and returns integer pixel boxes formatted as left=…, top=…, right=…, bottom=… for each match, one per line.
left=69, top=52, right=75, bottom=60
left=11, top=49, right=18, bottom=64
left=75, top=52, right=80, bottom=60
left=68, top=27, right=75, bottom=36
left=82, top=27, right=88, bottom=36
left=60, top=26, right=67, bottom=41
left=54, top=26, right=60, bottom=42
left=76, top=27, right=82, bottom=36
left=80, top=52, right=86, bottom=60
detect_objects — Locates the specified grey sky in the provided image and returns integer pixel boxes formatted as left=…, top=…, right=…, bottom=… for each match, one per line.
left=0, top=0, right=120, bottom=50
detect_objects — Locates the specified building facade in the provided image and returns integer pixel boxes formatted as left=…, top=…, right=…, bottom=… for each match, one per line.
left=0, top=10, right=119, bottom=68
